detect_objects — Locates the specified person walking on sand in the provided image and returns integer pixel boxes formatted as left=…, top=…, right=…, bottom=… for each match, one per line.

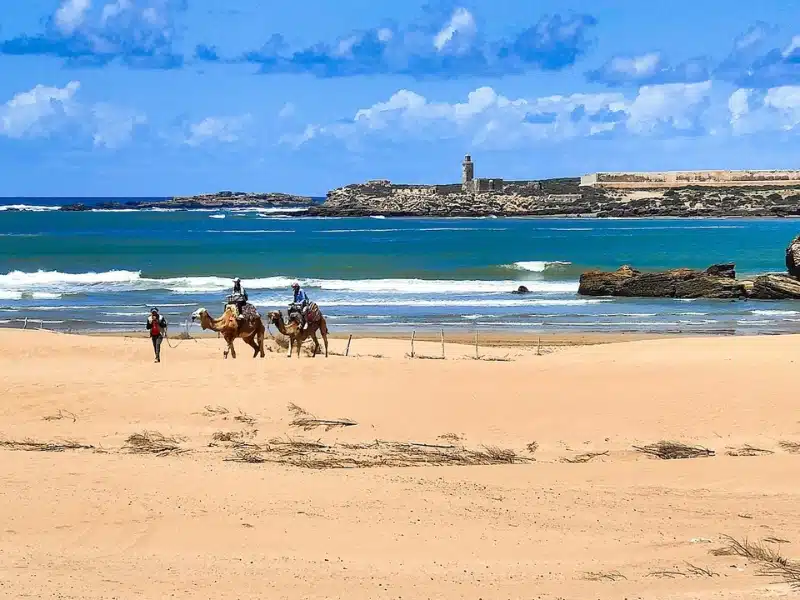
left=146, top=307, right=168, bottom=363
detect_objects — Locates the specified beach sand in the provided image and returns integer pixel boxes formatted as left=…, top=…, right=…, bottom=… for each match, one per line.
left=1, top=329, right=798, bottom=599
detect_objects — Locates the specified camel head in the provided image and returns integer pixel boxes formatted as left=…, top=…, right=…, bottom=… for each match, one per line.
left=191, top=308, right=207, bottom=322
left=267, top=310, right=282, bottom=324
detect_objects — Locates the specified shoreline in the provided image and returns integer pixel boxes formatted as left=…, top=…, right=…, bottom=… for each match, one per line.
left=90, top=329, right=718, bottom=348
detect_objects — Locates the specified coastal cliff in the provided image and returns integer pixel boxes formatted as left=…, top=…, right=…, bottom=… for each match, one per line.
left=309, top=178, right=800, bottom=218
left=59, top=191, right=314, bottom=212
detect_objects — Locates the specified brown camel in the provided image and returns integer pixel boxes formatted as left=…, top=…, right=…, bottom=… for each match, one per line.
left=191, top=306, right=265, bottom=359
left=267, top=309, right=329, bottom=358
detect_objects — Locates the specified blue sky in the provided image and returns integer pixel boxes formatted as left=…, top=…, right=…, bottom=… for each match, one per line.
left=0, top=0, right=797, bottom=197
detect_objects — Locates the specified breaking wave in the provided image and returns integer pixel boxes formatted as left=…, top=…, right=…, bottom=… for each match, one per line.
left=0, top=269, right=578, bottom=296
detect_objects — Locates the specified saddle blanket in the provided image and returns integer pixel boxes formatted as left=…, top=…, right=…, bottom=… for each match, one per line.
left=289, top=302, right=321, bottom=325
left=228, top=302, right=260, bottom=320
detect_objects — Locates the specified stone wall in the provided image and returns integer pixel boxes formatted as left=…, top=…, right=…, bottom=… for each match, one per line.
left=581, top=170, right=800, bottom=188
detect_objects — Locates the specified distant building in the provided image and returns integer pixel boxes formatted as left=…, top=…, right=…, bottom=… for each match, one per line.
left=460, top=154, right=507, bottom=193
left=581, top=170, right=800, bottom=188
left=461, top=154, right=475, bottom=191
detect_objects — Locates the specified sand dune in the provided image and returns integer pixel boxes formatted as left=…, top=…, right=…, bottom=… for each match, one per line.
left=0, top=329, right=799, bottom=599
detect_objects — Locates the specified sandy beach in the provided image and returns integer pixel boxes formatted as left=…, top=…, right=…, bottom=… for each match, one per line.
left=1, top=329, right=799, bottom=599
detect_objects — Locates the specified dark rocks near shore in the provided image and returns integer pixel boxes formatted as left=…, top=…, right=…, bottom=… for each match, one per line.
left=578, top=264, right=746, bottom=299
left=511, top=285, right=531, bottom=294
left=578, top=237, right=800, bottom=300
left=59, top=192, right=314, bottom=212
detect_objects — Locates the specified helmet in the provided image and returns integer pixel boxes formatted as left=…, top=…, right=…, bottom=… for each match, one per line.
left=233, top=277, right=241, bottom=283
left=150, top=307, right=158, bottom=313
left=291, top=282, right=300, bottom=288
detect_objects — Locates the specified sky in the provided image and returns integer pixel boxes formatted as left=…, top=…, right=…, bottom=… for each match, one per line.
left=0, top=0, right=798, bottom=197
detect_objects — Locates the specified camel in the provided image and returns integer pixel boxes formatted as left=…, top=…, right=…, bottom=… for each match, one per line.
left=191, top=306, right=265, bottom=359
left=267, top=308, right=329, bottom=358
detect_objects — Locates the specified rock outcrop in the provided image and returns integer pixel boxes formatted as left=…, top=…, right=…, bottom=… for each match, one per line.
left=750, top=274, right=800, bottom=299
left=60, top=192, right=314, bottom=212
left=309, top=178, right=800, bottom=217
left=578, top=264, right=746, bottom=299
left=786, top=235, right=800, bottom=278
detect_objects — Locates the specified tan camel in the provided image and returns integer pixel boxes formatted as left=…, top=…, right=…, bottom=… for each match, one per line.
left=191, top=306, right=265, bottom=359
left=267, top=309, right=329, bottom=358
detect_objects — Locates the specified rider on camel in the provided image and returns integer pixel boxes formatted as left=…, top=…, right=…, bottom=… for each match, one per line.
left=291, top=282, right=309, bottom=329
left=231, top=278, right=248, bottom=321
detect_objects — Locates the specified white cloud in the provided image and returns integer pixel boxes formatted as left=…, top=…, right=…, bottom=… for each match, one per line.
left=278, top=103, right=296, bottom=119
left=433, top=8, right=477, bottom=53
left=91, top=104, right=147, bottom=148
left=289, top=82, right=718, bottom=149
left=625, top=81, right=712, bottom=134
left=184, top=115, right=252, bottom=146
left=55, top=0, right=92, bottom=34
left=607, top=53, right=662, bottom=78
left=783, top=35, right=800, bottom=58
left=0, top=81, right=145, bottom=147
left=729, top=86, right=800, bottom=133
left=0, top=82, right=81, bottom=138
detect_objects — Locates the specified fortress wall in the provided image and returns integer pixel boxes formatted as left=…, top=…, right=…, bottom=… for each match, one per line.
left=581, top=170, right=800, bottom=188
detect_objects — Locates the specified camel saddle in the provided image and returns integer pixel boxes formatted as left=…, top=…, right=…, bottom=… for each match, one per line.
left=227, top=302, right=260, bottom=323
left=288, top=301, right=320, bottom=326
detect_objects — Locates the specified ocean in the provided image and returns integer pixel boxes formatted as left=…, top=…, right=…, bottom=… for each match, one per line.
left=1, top=198, right=799, bottom=335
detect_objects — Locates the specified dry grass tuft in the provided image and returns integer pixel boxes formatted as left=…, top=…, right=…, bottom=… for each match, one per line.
left=0, top=437, right=93, bottom=452
left=712, top=535, right=800, bottom=587
left=124, top=431, right=188, bottom=456
left=582, top=571, right=627, bottom=582
left=685, top=563, right=718, bottom=577
left=288, top=403, right=357, bottom=432
left=778, top=441, right=800, bottom=454
left=726, top=444, right=774, bottom=457
left=633, top=441, right=714, bottom=460
left=526, top=441, right=539, bottom=455
left=561, top=450, right=609, bottom=464
left=211, top=430, right=257, bottom=443
left=234, top=410, right=257, bottom=426
left=222, top=438, right=531, bottom=469
left=438, top=433, right=464, bottom=443
left=42, top=409, right=77, bottom=423
left=201, top=405, right=229, bottom=417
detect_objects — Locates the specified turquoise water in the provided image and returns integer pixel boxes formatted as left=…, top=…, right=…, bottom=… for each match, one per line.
left=1, top=200, right=800, bottom=334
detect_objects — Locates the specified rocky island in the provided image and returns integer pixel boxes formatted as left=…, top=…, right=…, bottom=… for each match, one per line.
left=307, top=157, right=800, bottom=218
left=59, top=191, right=315, bottom=212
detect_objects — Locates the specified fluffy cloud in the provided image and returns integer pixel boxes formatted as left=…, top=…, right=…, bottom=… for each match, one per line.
left=729, top=86, right=800, bottom=134
left=0, top=0, right=185, bottom=69
left=231, top=8, right=597, bottom=78
left=587, top=53, right=710, bottom=87
left=715, top=23, right=799, bottom=87
left=286, top=82, right=716, bottom=149
left=183, top=115, right=252, bottom=146
left=0, top=81, right=145, bottom=146
left=1, top=82, right=81, bottom=138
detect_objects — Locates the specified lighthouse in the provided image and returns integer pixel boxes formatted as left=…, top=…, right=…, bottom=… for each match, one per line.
left=461, top=154, right=474, bottom=192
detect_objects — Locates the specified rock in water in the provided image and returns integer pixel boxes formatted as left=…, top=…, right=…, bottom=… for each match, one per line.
left=512, top=285, right=530, bottom=294
left=578, top=264, right=746, bottom=299
left=750, top=274, right=800, bottom=299
left=786, top=235, right=800, bottom=278
left=705, top=263, right=736, bottom=279
left=578, top=265, right=640, bottom=296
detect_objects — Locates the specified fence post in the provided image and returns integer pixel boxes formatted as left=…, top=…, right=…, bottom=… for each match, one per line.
left=410, top=330, right=416, bottom=358
left=345, top=334, right=353, bottom=357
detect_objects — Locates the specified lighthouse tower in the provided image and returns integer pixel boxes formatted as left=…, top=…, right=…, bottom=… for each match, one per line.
left=461, top=154, right=475, bottom=192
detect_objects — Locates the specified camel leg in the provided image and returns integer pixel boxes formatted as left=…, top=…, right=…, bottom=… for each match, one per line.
left=257, top=328, right=265, bottom=358
left=228, top=337, right=237, bottom=359
left=287, top=336, right=293, bottom=358
left=243, top=334, right=259, bottom=358
left=320, top=321, right=329, bottom=358
left=310, top=330, right=320, bottom=358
